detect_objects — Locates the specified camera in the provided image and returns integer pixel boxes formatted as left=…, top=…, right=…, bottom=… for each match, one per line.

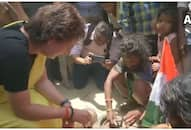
left=90, top=54, right=105, bottom=63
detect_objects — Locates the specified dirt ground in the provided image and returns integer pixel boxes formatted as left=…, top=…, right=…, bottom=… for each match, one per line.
left=55, top=79, right=126, bottom=128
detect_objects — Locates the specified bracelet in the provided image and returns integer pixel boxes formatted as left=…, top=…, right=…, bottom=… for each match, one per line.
left=60, top=98, right=71, bottom=107
left=63, top=106, right=70, bottom=120
left=105, top=99, right=112, bottom=102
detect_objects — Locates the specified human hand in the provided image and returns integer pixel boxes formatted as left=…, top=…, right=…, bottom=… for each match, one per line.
left=83, top=55, right=92, bottom=64
left=149, top=56, right=160, bottom=63
left=107, top=110, right=115, bottom=125
left=152, top=62, right=160, bottom=72
left=123, top=109, right=143, bottom=127
left=72, top=109, right=92, bottom=127
left=102, top=59, right=113, bottom=70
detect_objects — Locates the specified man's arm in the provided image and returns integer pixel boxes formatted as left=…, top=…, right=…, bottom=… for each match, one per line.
left=72, top=55, right=92, bottom=65
left=104, top=67, right=120, bottom=124
left=104, top=67, right=120, bottom=107
left=104, top=58, right=124, bottom=104
left=6, top=63, right=66, bottom=121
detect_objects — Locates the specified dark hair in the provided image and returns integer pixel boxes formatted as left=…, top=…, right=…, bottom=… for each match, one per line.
left=83, top=21, right=113, bottom=58
left=120, top=33, right=150, bottom=67
left=94, top=21, right=113, bottom=43
left=24, top=3, right=85, bottom=44
left=157, top=7, right=178, bottom=32
left=84, top=21, right=112, bottom=46
left=160, top=73, right=191, bottom=126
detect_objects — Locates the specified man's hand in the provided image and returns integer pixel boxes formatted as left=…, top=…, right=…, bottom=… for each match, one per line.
left=123, top=109, right=143, bottom=127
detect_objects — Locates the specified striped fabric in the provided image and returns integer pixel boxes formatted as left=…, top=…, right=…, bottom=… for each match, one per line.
left=118, top=2, right=161, bottom=34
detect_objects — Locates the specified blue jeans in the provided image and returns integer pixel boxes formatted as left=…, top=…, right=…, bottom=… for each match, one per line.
left=72, top=63, right=109, bottom=90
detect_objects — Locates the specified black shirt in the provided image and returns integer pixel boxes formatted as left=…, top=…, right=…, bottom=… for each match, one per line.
left=0, top=29, right=34, bottom=92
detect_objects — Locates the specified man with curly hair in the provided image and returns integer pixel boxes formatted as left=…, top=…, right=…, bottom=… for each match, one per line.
left=0, top=3, right=91, bottom=128
left=104, top=34, right=152, bottom=127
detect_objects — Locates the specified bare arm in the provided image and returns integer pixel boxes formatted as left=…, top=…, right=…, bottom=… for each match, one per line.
left=8, top=69, right=91, bottom=124
left=35, top=69, right=92, bottom=124
left=72, top=55, right=92, bottom=65
left=35, top=69, right=65, bottom=105
left=104, top=67, right=120, bottom=124
left=8, top=90, right=66, bottom=121
left=104, top=67, right=120, bottom=110
left=8, top=90, right=91, bottom=125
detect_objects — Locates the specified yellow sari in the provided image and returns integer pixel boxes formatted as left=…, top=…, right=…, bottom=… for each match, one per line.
left=0, top=54, right=62, bottom=128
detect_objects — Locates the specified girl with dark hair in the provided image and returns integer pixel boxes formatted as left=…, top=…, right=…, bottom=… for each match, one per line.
left=150, top=7, right=180, bottom=79
left=70, top=21, right=115, bottom=90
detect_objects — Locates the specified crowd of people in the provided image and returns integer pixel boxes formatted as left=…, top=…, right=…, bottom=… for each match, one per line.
left=0, top=2, right=191, bottom=128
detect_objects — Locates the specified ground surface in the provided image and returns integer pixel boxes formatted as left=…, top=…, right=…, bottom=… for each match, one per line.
left=56, top=79, right=126, bottom=128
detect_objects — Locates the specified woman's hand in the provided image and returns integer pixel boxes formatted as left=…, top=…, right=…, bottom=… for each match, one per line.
left=83, top=55, right=92, bottom=65
left=102, top=59, right=114, bottom=70
left=72, top=109, right=92, bottom=127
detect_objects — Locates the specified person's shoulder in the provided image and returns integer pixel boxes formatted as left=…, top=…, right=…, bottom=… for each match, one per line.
left=0, top=28, right=27, bottom=44
left=0, top=29, right=28, bottom=59
left=0, top=29, right=27, bottom=45
left=0, top=28, right=21, bottom=35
